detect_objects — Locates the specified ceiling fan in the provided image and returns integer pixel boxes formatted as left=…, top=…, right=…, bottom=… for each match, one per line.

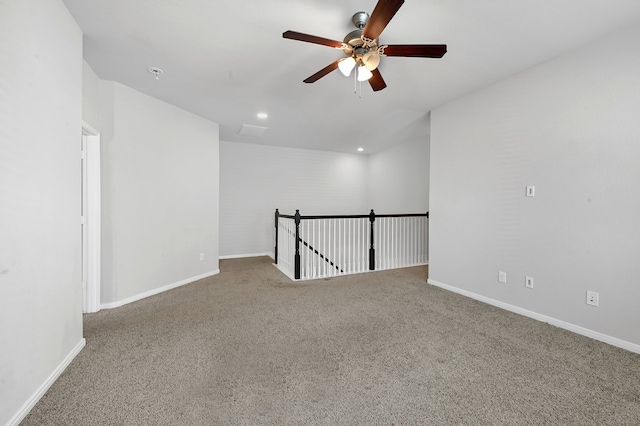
left=283, top=0, right=447, bottom=92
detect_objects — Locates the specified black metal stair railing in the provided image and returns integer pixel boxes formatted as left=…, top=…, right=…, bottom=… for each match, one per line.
left=275, top=209, right=428, bottom=280
left=276, top=210, right=343, bottom=275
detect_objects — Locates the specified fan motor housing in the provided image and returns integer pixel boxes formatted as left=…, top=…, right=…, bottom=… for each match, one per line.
left=343, top=12, right=378, bottom=56
left=343, top=30, right=378, bottom=54
left=344, top=29, right=364, bottom=49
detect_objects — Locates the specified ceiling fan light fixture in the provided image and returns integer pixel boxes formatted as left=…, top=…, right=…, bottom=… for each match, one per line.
left=283, top=0, right=447, bottom=92
left=357, top=64, right=373, bottom=81
left=362, top=52, right=380, bottom=71
left=338, top=57, right=356, bottom=76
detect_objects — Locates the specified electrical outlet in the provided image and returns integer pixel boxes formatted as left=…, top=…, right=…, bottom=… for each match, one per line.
left=525, top=276, right=534, bottom=289
left=498, top=271, right=507, bottom=283
left=586, top=290, right=599, bottom=307
left=199, top=253, right=205, bottom=261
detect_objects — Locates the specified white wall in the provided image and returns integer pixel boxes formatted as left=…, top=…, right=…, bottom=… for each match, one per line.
left=367, top=113, right=430, bottom=214
left=430, top=23, right=640, bottom=348
left=367, top=116, right=431, bottom=261
left=82, top=59, right=100, bottom=129
left=0, top=0, right=84, bottom=424
left=100, top=81, right=220, bottom=305
left=219, top=142, right=369, bottom=257
left=99, top=81, right=116, bottom=303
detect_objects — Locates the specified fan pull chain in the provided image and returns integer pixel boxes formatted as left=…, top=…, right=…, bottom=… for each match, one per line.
left=354, top=66, right=363, bottom=98
left=353, top=67, right=357, bottom=94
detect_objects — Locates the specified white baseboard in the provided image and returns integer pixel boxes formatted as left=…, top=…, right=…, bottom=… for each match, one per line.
left=220, top=252, right=274, bottom=260
left=427, top=279, right=640, bottom=354
left=101, top=269, right=220, bottom=310
left=275, top=262, right=429, bottom=282
left=7, top=338, right=86, bottom=426
left=273, top=262, right=296, bottom=281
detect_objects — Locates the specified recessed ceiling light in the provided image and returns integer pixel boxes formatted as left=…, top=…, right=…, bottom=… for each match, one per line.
left=257, top=112, right=268, bottom=119
left=357, top=147, right=364, bottom=152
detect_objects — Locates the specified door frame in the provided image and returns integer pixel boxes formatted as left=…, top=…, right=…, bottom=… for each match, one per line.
left=82, top=121, right=101, bottom=313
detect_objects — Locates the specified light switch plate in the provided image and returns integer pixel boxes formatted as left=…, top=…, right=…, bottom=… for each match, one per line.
left=525, top=276, right=534, bottom=289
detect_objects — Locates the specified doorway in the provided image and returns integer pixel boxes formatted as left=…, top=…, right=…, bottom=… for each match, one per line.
left=82, top=121, right=101, bottom=313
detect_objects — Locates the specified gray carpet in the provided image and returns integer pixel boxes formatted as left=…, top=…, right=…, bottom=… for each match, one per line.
left=22, top=256, right=640, bottom=425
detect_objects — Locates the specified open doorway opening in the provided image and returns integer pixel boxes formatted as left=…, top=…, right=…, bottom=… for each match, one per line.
left=82, top=121, right=101, bottom=313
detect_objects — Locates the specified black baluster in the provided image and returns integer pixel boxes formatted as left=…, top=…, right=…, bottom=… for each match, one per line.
left=294, top=210, right=301, bottom=279
left=369, top=209, right=375, bottom=271
left=274, top=209, right=279, bottom=264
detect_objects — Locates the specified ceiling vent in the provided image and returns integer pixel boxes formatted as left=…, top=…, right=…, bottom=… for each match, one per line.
left=238, top=124, right=269, bottom=137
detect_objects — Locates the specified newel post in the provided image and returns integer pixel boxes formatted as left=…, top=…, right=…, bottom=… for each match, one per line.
left=294, top=209, right=301, bottom=279
left=274, top=209, right=279, bottom=264
left=369, top=209, right=376, bottom=271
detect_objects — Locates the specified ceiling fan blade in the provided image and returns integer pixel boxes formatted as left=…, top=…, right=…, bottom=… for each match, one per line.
left=362, top=0, right=405, bottom=40
left=383, top=44, right=447, bottom=58
left=303, top=60, right=340, bottom=83
left=283, top=30, right=344, bottom=49
left=369, top=68, right=387, bottom=92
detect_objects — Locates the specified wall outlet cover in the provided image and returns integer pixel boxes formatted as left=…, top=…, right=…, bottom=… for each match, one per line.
left=586, top=290, right=599, bottom=307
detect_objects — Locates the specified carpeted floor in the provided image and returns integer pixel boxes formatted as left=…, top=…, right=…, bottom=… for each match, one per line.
left=22, top=256, right=640, bottom=425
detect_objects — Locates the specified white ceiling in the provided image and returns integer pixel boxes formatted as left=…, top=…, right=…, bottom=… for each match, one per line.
left=62, top=0, right=640, bottom=154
